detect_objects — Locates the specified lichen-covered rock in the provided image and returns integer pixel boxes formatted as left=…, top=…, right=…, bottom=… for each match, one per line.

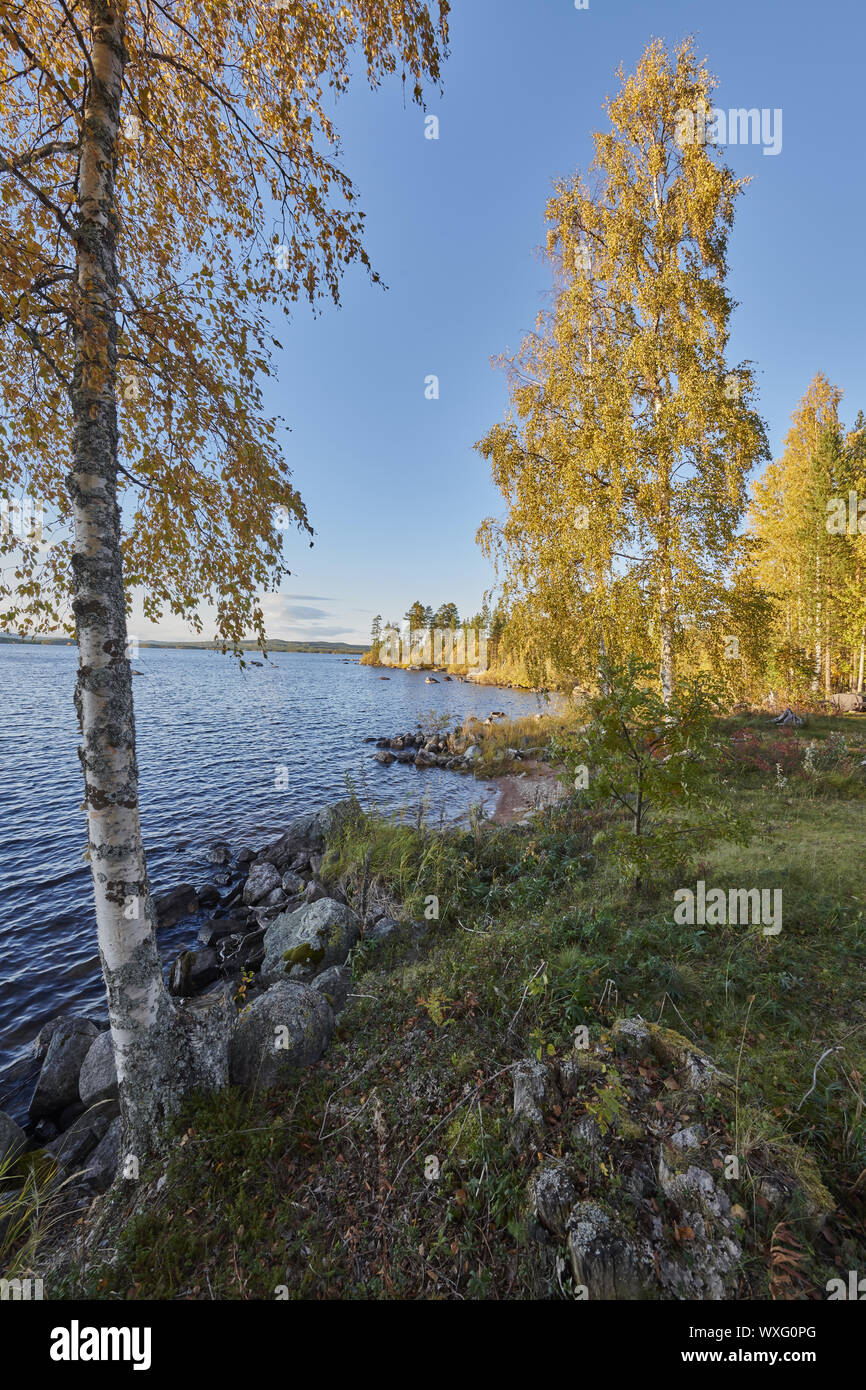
left=261, top=898, right=360, bottom=982
left=610, top=1016, right=653, bottom=1060
left=567, top=1202, right=656, bottom=1300
left=78, top=1030, right=119, bottom=1108
left=243, top=860, right=282, bottom=905
left=659, top=1149, right=731, bottom=1220
left=228, top=982, right=335, bottom=1091
left=29, top=1018, right=99, bottom=1120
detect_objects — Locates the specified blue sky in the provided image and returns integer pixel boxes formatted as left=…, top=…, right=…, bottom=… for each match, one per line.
left=137, top=0, right=865, bottom=645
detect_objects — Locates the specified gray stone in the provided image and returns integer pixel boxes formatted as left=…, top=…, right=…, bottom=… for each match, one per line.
left=243, top=860, right=282, bottom=905
left=261, top=898, right=361, bottom=982
left=46, top=1103, right=116, bottom=1171
left=670, top=1123, right=707, bottom=1153
left=610, top=1016, right=653, bottom=1060
left=0, top=1109, right=28, bottom=1164
left=658, top=1152, right=731, bottom=1221
left=228, top=982, right=335, bottom=1090
left=169, top=947, right=221, bottom=997
left=82, top=1116, right=122, bottom=1191
left=259, top=887, right=286, bottom=907
left=257, top=801, right=356, bottom=872
left=311, top=965, right=352, bottom=1014
left=30, top=1015, right=102, bottom=1065
left=153, top=883, right=198, bottom=927
left=197, top=917, right=247, bottom=946
left=281, top=871, right=305, bottom=896
left=206, top=841, right=231, bottom=866
left=29, top=1018, right=99, bottom=1120
left=78, top=1030, right=119, bottom=1108
left=197, top=883, right=222, bottom=909
left=366, top=916, right=401, bottom=944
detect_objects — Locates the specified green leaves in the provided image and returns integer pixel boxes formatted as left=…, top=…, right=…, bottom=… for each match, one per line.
left=557, top=654, right=752, bottom=888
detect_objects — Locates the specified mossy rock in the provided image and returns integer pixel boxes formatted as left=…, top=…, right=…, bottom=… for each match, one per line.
left=283, top=942, right=325, bottom=971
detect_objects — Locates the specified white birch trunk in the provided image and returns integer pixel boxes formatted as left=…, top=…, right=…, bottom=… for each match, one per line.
left=69, top=1, right=230, bottom=1166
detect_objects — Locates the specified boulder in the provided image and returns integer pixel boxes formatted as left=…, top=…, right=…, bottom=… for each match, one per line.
left=78, top=1030, right=119, bottom=1108
left=366, top=917, right=401, bottom=945
left=82, top=1116, right=122, bottom=1191
left=228, top=982, right=335, bottom=1091
left=0, top=1109, right=28, bottom=1164
left=219, top=928, right=266, bottom=974
left=375, top=751, right=395, bottom=766
left=259, top=886, right=286, bottom=908
left=46, top=1103, right=116, bottom=1171
left=281, top=871, right=305, bottom=897
left=236, top=847, right=257, bottom=866
left=197, top=917, right=248, bottom=946
left=205, top=841, right=231, bottom=866
left=197, top=883, right=222, bottom=909
left=311, top=965, right=352, bottom=1014
left=242, top=860, right=282, bottom=905
left=30, top=1015, right=103, bottom=1066
left=169, top=948, right=221, bottom=997
left=153, top=883, right=198, bottom=927
left=29, top=1018, right=99, bottom=1120
left=257, top=801, right=357, bottom=872
left=261, top=898, right=361, bottom=983
left=221, top=881, right=245, bottom=909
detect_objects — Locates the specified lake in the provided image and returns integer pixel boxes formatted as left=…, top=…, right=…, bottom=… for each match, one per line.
left=0, top=644, right=549, bottom=1118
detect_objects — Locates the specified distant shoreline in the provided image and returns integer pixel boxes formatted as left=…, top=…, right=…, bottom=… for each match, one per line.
left=0, top=637, right=369, bottom=655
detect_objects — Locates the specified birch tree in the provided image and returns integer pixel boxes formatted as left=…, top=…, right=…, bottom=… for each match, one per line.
left=750, top=374, right=842, bottom=695
left=477, top=38, right=768, bottom=702
left=0, top=0, right=448, bottom=1160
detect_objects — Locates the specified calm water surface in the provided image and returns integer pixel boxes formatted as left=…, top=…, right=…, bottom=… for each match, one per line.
left=0, top=645, right=549, bottom=1116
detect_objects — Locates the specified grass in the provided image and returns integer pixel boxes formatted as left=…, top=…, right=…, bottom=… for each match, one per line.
left=43, top=712, right=866, bottom=1300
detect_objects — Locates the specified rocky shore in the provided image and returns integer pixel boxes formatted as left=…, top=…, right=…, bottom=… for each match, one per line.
left=364, top=717, right=550, bottom=772
left=0, top=798, right=418, bottom=1201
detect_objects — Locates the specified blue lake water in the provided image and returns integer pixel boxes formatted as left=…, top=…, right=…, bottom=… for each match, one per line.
left=0, top=644, right=549, bottom=1117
